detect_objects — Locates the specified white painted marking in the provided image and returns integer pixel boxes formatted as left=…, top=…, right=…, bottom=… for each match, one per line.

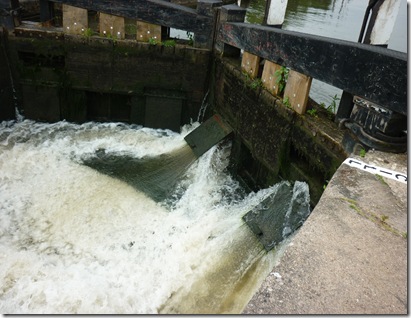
left=343, top=158, right=407, bottom=184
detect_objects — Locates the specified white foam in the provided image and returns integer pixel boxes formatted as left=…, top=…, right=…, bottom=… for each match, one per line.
left=0, top=120, right=292, bottom=314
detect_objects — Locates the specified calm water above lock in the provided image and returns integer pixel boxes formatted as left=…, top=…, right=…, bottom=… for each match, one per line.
left=242, top=0, right=407, bottom=105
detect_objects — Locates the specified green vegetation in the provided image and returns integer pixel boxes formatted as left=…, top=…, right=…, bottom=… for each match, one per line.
left=186, top=32, right=194, bottom=46
left=283, top=96, right=291, bottom=108
left=307, top=108, right=318, bottom=117
left=125, top=23, right=137, bottom=36
left=274, top=66, right=289, bottom=96
left=83, top=28, right=94, bottom=37
left=375, top=174, right=388, bottom=186
left=148, top=37, right=160, bottom=45
left=250, top=78, right=263, bottom=90
left=340, top=197, right=405, bottom=238
left=162, top=39, right=176, bottom=47
left=359, top=148, right=366, bottom=157
left=320, top=94, right=340, bottom=116
left=380, top=214, right=389, bottom=222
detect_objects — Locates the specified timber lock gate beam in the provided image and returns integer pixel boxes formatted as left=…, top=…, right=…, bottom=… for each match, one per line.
left=0, top=0, right=407, bottom=153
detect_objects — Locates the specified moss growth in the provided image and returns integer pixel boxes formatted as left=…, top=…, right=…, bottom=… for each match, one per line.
left=340, top=197, right=405, bottom=239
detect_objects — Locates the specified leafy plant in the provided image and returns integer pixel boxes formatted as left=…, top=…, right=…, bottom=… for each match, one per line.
left=125, top=23, right=137, bottom=36
left=186, top=31, right=194, bottom=46
left=148, top=37, right=159, bottom=45
left=275, top=66, right=289, bottom=96
left=162, top=39, right=176, bottom=47
left=250, top=78, right=263, bottom=90
left=83, top=28, right=93, bottom=37
left=321, top=94, right=340, bottom=114
left=283, top=96, right=291, bottom=108
left=307, top=109, right=318, bottom=117
left=359, top=148, right=366, bottom=157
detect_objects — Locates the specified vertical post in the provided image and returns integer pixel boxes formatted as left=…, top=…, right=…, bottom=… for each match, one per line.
left=99, top=13, right=125, bottom=39
left=261, top=60, right=282, bottom=96
left=136, top=21, right=161, bottom=42
left=40, top=0, right=54, bottom=25
left=283, top=70, right=312, bottom=114
left=62, top=5, right=88, bottom=35
left=264, top=0, right=288, bottom=27
left=363, top=0, right=401, bottom=46
left=335, top=90, right=355, bottom=122
left=195, top=0, right=223, bottom=49
left=241, top=51, right=260, bottom=78
left=215, top=4, right=246, bottom=57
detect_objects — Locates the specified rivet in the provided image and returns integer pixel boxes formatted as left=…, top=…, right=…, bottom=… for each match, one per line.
left=293, top=93, right=296, bottom=97
left=298, top=104, right=300, bottom=107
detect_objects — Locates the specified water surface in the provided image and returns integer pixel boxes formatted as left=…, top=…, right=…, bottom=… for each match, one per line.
left=0, top=120, right=308, bottom=314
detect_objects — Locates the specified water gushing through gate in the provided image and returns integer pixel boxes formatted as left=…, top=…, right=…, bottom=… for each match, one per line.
left=0, top=119, right=310, bottom=314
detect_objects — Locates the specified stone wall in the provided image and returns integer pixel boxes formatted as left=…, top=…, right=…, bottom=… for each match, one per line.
left=6, top=28, right=211, bottom=130
left=211, top=56, right=347, bottom=204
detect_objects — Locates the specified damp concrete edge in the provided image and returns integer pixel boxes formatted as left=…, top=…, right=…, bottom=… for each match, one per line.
left=243, top=149, right=408, bottom=314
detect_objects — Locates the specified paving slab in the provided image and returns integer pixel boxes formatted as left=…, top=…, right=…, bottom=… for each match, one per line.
left=243, top=150, right=407, bottom=314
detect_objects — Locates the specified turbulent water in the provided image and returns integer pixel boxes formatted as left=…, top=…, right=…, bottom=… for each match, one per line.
left=0, top=119, right=309, bottom=314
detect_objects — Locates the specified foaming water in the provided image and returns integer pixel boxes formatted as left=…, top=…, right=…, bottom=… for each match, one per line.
left=0, top=120, right=306, bottom=314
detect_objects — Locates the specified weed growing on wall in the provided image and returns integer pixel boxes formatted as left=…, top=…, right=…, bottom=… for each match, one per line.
left=275, top=66, right=289, bottom=97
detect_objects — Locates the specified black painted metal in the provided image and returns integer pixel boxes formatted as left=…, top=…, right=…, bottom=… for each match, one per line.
left=358, top=0, right=379, bottom=43
left=0, top=0, right=20, bottom=29
left=218, top=21, right=407, bottom=116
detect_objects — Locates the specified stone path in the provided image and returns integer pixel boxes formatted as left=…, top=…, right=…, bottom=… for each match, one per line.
left=243, top=150, right=407, bottom=314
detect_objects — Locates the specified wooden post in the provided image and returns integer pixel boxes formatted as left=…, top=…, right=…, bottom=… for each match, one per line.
left=62, top=4, right=88, bottom=35
left=195, top=0, right=223, bottom=49
left=241, top=51, right=260, bottom=78
left=215, top=4, right=246, bottom=57
left=264, top=0, right=288, bottom=27
left=99, top=12, right=125, bottom=39
left=261, top=60, right=282, bottom=96
left=136, top=21, right=161, bottom=42
left=283, top=70, right=312, bottom=114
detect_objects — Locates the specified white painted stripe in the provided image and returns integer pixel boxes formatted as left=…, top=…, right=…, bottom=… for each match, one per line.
left=343, top=158, right=407, bottom=184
